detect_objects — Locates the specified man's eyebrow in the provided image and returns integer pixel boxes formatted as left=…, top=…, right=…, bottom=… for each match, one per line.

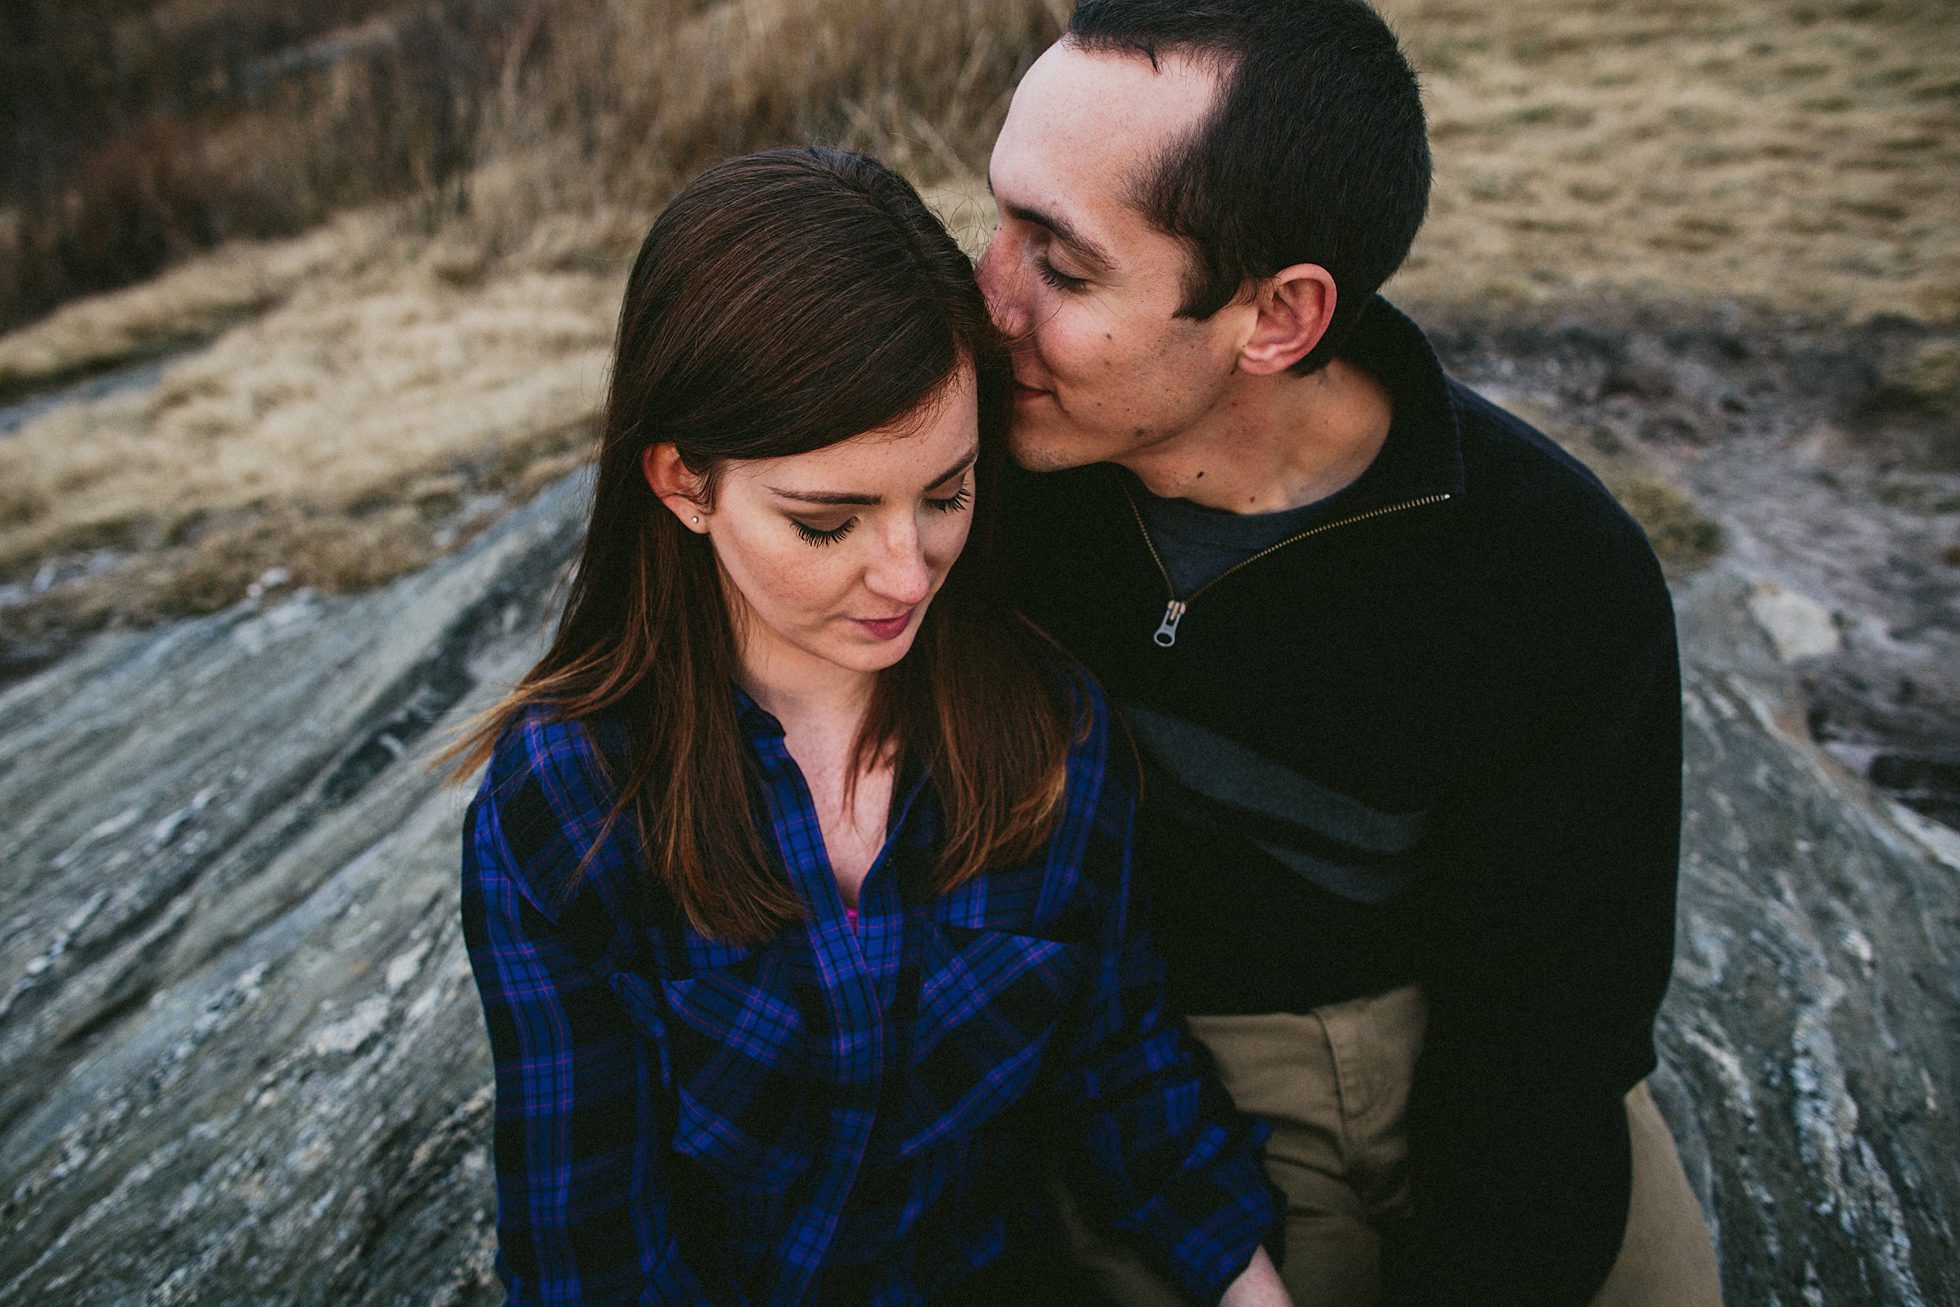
left=986, top=171, right=1114, bottom=272
left=765, top=449, right=978, bottom=507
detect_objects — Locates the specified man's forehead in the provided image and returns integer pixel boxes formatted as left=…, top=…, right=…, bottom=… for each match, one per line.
left=1015, top=40, right=1220, bottom=137
left=991, top=41, right=1220, bottom=231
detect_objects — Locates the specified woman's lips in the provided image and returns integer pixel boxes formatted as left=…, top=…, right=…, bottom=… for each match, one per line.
left=1012, top=380, right=1048, bottom=403
left=853, top=610, right=914, bottom=640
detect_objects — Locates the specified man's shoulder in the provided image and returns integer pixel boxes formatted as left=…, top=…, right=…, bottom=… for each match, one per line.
left=1449, top=379, right=1661, bottom=570
left=1425, top=377, right=1677, bottom=671
left=1448, top=378, right=1610, bottom=507
left=1356, top=297, right=1670, bottom=647
left=998, top=461, right=1132, bottom=588
left=1001, top=458, right=1119, bottom=515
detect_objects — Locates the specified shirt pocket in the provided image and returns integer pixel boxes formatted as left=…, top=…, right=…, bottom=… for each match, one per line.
left=654, top=949, right=817, bottom=1195
left=896, top=921, right=1089, bottom=1159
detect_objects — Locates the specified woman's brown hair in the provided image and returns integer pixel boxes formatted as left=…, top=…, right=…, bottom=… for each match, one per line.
left=449, top=147, right=1074, bottom=944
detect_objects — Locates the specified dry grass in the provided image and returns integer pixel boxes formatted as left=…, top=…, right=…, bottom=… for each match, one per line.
left=1377, top=0, right=1960, bottom=322
left=2, top=0, right=1952, bottom=646
left=0, top=0, right=1064, bottom=644
left=0, top=0, right=1074, bottom=646
left=0, top=214, right=395, bottom=400
left=0, top=0, right=507, bottom=328
left=462, top=0, right=1059, bottom=243
left=0, top=191, right=638, bottom=629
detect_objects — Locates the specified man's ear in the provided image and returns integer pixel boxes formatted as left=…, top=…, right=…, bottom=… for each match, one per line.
left=641, top=443, right=712, bottom=533
left=1238, top=263, right=1337, bottom=375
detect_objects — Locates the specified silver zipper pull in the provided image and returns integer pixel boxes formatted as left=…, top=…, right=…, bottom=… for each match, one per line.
left=1153, top=600, right=1188, bottom=647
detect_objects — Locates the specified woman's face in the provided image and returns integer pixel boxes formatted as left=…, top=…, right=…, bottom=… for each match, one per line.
left=684, top=367, right=980, bottom=694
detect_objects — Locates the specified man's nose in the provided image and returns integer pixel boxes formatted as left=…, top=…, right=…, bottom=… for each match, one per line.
left=975, top=233, right=1026, bottom=337
left=864, top=519, right=933, bottom=607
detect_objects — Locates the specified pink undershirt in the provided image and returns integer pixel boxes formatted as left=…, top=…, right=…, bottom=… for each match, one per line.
left=845, top=905, right=859, bottom=930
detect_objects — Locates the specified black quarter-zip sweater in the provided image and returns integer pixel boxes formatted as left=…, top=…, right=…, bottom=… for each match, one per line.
left=1001, top=298, right=1684, bottom=1305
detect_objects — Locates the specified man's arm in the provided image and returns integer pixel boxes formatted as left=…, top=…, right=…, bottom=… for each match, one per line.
left=1402, top=584, right=1683, bottom=1305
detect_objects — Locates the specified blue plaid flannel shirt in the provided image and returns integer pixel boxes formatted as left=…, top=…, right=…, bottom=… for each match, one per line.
left=461, top=677, right=1279, bottom=1305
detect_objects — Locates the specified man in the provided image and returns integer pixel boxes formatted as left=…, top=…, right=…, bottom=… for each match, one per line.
left=980, top=2, right=1723, bottom=1303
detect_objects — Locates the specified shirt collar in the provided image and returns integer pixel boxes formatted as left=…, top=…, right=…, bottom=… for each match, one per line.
left=730, top=681, right=787, bottom=742
left=729, top=679, right=933, bottom=831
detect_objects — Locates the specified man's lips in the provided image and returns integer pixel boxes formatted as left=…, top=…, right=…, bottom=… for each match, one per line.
left=853, top=609, right=915, bottom=640
left=1012, top=380, right=1049, bottom=402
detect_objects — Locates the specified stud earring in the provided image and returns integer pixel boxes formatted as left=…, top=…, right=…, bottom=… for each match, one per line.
left=690, top=516, right=699, bottom=525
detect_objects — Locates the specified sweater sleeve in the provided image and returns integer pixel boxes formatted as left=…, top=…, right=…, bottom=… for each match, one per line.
left=1400, top=578, right=1683, bottom=1305
left=1041, top=684, right=1284, bottom=1304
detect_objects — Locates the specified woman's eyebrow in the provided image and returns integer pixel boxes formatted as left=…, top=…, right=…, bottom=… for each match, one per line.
left=765, top=448, right=979, bottom=506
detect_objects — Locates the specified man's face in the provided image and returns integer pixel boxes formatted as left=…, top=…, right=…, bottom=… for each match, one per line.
left=977, top=42, right=1246, bottom=474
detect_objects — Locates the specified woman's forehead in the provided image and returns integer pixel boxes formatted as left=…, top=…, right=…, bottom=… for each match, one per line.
left=736, top=378, right=979, bottom=498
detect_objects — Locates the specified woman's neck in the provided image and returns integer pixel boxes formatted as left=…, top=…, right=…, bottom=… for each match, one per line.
left=736, top=643, right=878, bottom=749
left=737, top=645, right=894, bottom=904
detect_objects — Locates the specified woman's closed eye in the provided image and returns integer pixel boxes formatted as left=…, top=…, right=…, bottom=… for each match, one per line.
left=790, top=484, right=968, bottom=547
left=792, top=517, right=856, bottom=547
left=927, top=484, right=972, bottom=514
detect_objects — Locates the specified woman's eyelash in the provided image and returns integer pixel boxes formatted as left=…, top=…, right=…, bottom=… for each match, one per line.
left=1037, top=260, right=1085, bottom=291
left=791, top=486, right=967, bottom=545
left=793, top=518, right=856, bottom=546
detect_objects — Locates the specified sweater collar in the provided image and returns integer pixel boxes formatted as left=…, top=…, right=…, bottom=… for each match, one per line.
left=1093, top=296, right=1466, bottom=518
left=1323, top=296, right=1467, bottom=509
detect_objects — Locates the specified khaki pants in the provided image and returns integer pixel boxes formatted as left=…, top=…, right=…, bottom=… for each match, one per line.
left=1058, top=987, right=1722, bottom=1306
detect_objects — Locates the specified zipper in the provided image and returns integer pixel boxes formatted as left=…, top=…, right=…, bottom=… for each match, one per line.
left=1120, top=485, right=1453, bottom=647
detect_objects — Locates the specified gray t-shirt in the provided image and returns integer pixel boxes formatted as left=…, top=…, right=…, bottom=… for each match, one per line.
left=1125, top=469, right=1366, bottom=596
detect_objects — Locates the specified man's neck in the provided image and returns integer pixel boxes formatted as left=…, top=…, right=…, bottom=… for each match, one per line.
left=1121, top=357, right=1393, bottom=514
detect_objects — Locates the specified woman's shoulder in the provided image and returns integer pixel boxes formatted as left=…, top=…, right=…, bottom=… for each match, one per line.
left=469, top=702, right=637, bottom=924
left=1005, top=621, right=1105, bottom=735
left=1041, top=655, right=1125, bottom=781
left=481, top=702, right=625, bottom=792
left=1033, top=655, right=1138, bottom=873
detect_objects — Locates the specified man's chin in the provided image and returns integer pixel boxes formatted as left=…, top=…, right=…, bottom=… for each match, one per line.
left=1007, top=426, right=1094, bottom=473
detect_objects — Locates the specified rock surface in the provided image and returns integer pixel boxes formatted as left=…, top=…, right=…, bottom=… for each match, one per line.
left=1662, top=567, right=1958, bottom=1307
left=0, top=475, right=588, bottom=1305
left=1, top=469, right=1955, bottom=1305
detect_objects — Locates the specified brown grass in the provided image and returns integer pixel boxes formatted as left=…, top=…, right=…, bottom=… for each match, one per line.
left=1377, top=0, right=1960, bottom=322
left=0, top=0, right=509, bottom=329
left=0, top=0, right=1066, bottom=646
left=0, top=214, right=394, bottom=400
left=0, top=193, right=633, bottom=632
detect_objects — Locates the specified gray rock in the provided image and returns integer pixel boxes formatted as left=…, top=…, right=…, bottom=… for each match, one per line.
left=1661, top=566, right=1958, bottom=1307
left=0, top=474, right=589, bottom=1306
left=1, top=479, right=1954, bottom=1304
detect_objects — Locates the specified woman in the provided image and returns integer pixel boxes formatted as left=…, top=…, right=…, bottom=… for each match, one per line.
left=455, top=147, right=1288, bottom=1306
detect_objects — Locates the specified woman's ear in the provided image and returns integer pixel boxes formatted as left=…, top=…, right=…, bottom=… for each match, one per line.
left=641, top=444, right=712, bottom=533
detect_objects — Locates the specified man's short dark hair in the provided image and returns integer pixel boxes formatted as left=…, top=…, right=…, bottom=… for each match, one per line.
left=1068, top=0, right=1431, bottom=374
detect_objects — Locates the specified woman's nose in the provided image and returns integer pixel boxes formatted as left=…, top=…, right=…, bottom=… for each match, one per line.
left=864, top=520, right=933, bottom=607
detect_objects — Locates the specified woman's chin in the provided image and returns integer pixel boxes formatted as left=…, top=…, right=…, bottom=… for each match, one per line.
left=843, top=624, right=923, bottom=673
